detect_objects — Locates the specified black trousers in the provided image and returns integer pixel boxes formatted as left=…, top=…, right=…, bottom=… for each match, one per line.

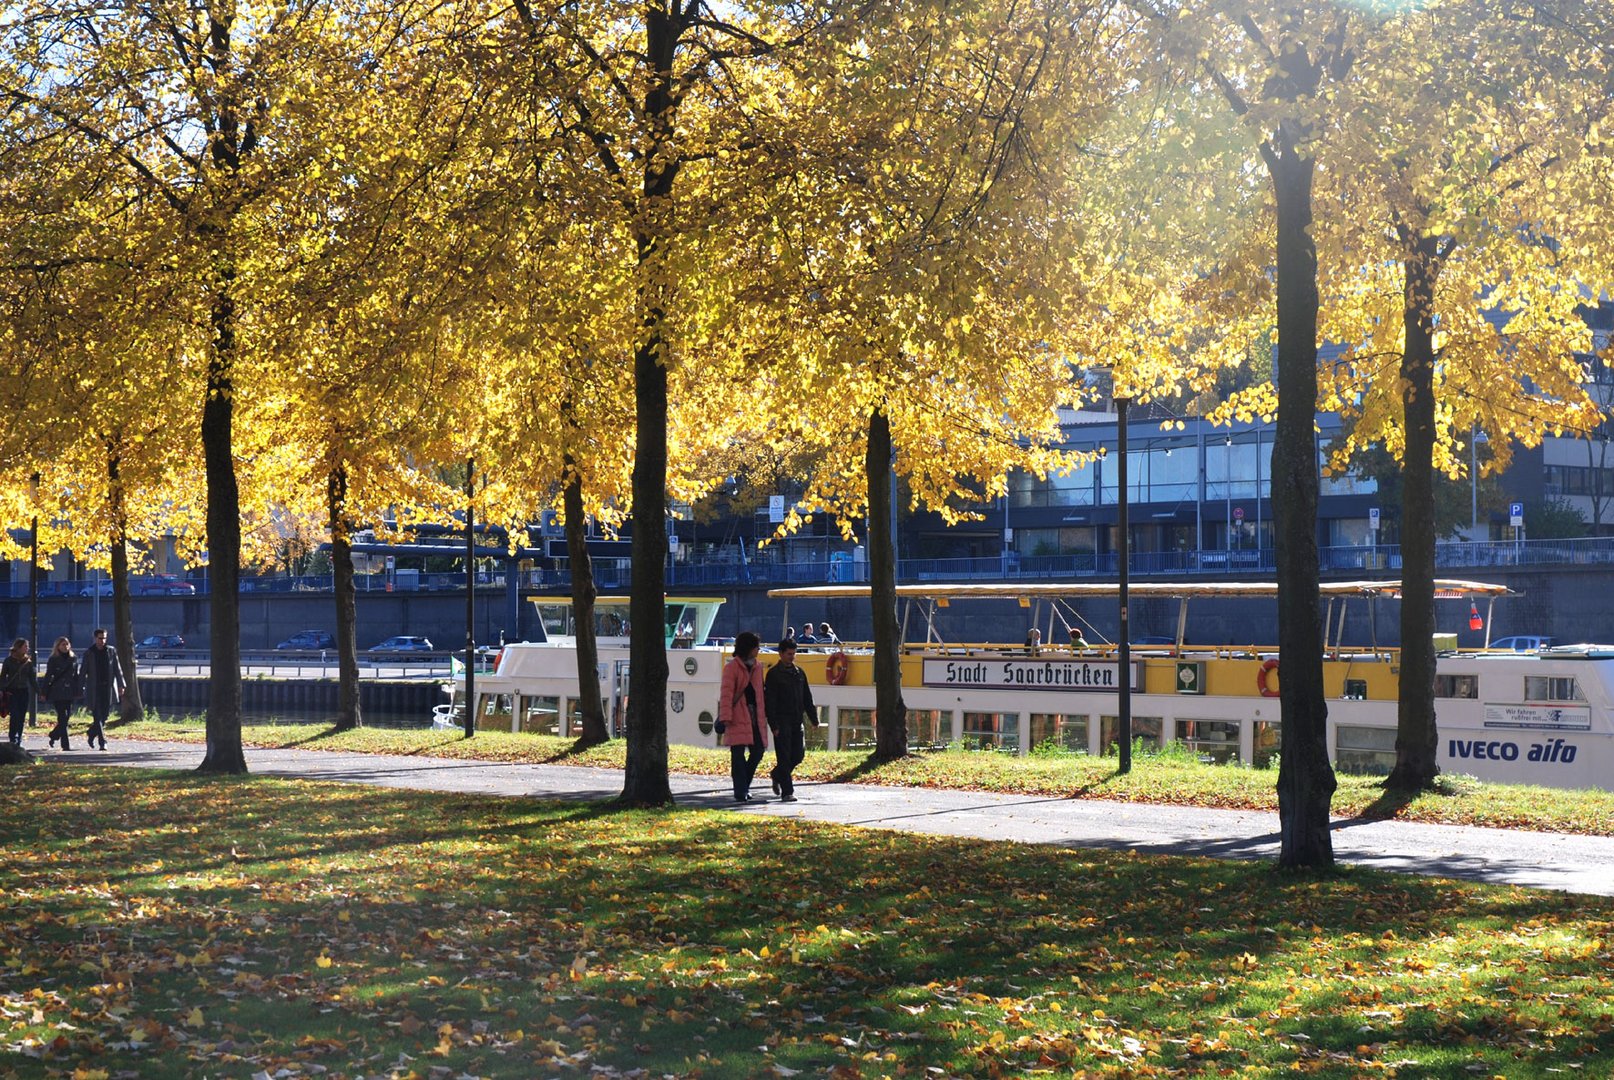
left=7, top=694, right=26, bottom=745
left=49, top=701, right=72, bottom=747
left=730, top=743, right=763, bottom=798
left=770, top=723, right=806, bottom=797
left=86, top=697, right=112, bottom=749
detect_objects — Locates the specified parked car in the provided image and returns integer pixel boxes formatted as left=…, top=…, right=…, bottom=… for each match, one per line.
left=368, top=635, right=434, bottom=653
left=136, top=633, right=187, bottom=656
left=1487, top=635, right=1556, bottom=652
left=137, top=574, right=196, bottom=596
left=80, top=580, right=115, bottom=597
left=276, top=630, right=337, bottom=650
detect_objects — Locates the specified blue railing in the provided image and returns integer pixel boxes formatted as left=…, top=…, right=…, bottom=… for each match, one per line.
left=10, top=535, right=1614, bottom=599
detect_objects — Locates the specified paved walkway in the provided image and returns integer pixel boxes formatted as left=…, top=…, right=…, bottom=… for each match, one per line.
left=26, top=736, right=1614, bottom=897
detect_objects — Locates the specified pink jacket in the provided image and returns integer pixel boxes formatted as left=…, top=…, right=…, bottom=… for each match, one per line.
left=717, top=657, right=769, bottom=748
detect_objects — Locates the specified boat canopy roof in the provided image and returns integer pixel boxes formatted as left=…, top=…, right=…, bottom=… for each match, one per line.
left=769, top=580, right=1513, bottom=601
left=529, top=595, right=724, bottom=647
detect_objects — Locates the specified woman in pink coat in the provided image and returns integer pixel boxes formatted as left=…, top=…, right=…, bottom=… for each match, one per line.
left=718, top=631, right=769, bottom=802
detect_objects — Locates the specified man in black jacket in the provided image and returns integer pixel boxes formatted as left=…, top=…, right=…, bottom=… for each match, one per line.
left=764, top=638, right=819, bottom=802
left=79, top=629, right=125, bottom=750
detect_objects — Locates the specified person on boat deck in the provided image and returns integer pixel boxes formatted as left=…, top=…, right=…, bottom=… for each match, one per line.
left=817, top=622, right=839, bottom=645
left=717, top=631, right=769, bottom=803
left=765, top=637, right=819, bottom=803
left=1067, top=627, right=1089, bottom=650
left=797, top=624, right=818, bottom=646
left=1025, top=627, right=1042, bottom=654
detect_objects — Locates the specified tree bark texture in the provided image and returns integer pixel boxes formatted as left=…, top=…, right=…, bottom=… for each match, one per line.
left=1386, top=235, right=1444, bottom=790
left=619, top=4, right=682, bottom=807
left=866, top=407, right=908, bottom=762
left=564, top=452, right=609, bottom=746
left=107, top=453, right=143, bottom=724
left=199, top=280, right=247, bottom=775
left=328, top=464, right=362, bottom=731
left=1269, top=138, right=1335, bottom=867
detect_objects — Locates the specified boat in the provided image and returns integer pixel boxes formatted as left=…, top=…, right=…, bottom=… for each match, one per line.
left=454, top=580, right=1614, bottom=791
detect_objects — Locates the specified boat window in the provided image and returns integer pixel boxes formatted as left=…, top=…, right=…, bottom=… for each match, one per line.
left=962, top=711, right=1019, bottom=752
left=1435, top=674, right=1478, bottom=699
left=479, top=693, right=515, bottom=733
left=1253, top=721, right=1280, bottom=768
left=1177, top=719, right=1240, bottom=764
left=1524, top=676, right=1585, bottom=703
left=1336, top=724, right=1396, bottom=775
left=805, top=707, right=830, bottom=750
left=520, top=695, right=561, bottom=736
left=1341, top=678, right=1369, bottom=701
left=836, top=707, right=877, bottom=750
left=1030, top=713, right=1090, bottom=754
left=1100, top=715, right=1161, bottom=754
left=907, top=709, right=951, bottom=751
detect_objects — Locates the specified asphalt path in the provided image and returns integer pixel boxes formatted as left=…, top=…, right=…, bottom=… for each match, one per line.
left=26, top=736, right=1614, bottom=897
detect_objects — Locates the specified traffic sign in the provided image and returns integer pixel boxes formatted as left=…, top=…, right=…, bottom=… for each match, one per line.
left=1369, top=507, right=1380, bottom=530
left=769, top=495, right=786, bottom=523
left=1510, top=502, right=1524, bottom=527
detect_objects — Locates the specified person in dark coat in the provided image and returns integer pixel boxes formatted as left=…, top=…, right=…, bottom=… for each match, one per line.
left=43, top=637, right=78, bottom=750
left=2, top=638, right=36, bottom=747
left=78, top=628, right=124, bottom=751
left=764, top=638, right=819, bottom=802
left=717, top=631, right=769, bottom=802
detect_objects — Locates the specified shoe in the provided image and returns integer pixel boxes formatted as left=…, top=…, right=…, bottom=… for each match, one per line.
left=780, top=795, right=798, bottom=803
left=99, top=744, right=107, bottom=751
left=49, top=736, right=56, bottom=748
left=771, top=778, right=780, bottom=795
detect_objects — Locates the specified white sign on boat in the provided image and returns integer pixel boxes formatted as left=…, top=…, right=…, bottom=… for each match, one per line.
left=922, top=658, right=1141, bottom=691
left=1483, top=703, right=1592, bottom=731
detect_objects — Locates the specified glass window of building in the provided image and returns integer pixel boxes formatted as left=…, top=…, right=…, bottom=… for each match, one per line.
left=1029, top=713, right=1089, bottom=753
left=1336, top=724, right=1396, bottom=775
left=1434, top=674, right=1478, bottom=699
left=837, top=707, right=877, bottom=750
left=962, top=711, right=1019, bottom=751
left=1177, top=719, right=1241, bottom=764
left=1100, top=715, right=1161, bottom=754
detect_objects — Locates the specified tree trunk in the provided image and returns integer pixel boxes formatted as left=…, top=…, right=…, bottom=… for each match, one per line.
left=866, top=407, right=908, bottom=762
left=1386, top=235, right=1444, bottom=791
left=564, top=451, right=609, bottom=746
left=328, top=463, right=362, bottom=731
left=618, top=4, right=682, bottom=807
left=1268, top=135, right=1335, bottom=867
left=107, top=452, right=144, bottom=724
left=198, top=280, right=247, bottom=775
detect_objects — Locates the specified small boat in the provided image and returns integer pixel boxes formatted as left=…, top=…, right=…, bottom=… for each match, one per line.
left=454, top=580, right=1613, bottom=791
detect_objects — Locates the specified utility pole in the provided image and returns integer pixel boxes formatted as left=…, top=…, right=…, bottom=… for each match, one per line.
left=464, top=457, right=476, bottom=738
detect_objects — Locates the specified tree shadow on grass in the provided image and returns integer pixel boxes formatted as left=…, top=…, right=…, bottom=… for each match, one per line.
left=1351, top=775, right=1471, bottom=823
left=536, top=737, right=610, bottom=764
left=821, top=751, right=898, bottom=785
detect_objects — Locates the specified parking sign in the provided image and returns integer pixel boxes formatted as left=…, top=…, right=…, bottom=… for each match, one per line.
left=1510, top=502, right=1524, bottom=527
left=1369, top=507, right=1380, bottom=530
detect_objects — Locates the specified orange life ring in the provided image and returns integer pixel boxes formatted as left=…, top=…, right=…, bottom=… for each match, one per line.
left=1257, top=658, right=1280, bottom=698
left=825, top=651, right=850, bottom=686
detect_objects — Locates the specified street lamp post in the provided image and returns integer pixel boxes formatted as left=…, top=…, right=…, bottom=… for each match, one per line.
left=29, top=472, right=39, bottom=731
left=1116, top=394, right=1132, bottom=775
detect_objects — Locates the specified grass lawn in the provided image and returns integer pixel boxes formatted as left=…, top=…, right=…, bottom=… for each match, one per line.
left=2, top=765, right=1612, bottom=1079
left=113, top=716, right=1614, bottom=837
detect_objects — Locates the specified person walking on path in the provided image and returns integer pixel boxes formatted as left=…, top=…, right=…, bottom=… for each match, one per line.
left=718, top=631, right=769, bottom=803
left=2, top=638, right=36, bottom=747
left=765, top=637, right=818, bottom=803
left=43, top=637, right=79, bottom=751
left=79, top=628, right=124, bottom=751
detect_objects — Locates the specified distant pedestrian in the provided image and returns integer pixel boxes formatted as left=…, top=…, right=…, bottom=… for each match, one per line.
left=717, top=631, right=769, bottom=802
left=797, top=623, right=818, bottom=646
left=2, top=638, right=35, bottom=747
left=79, top=628, right=124, bottom=751
left=43, top=637, right=79, bottom=751
left=765, top=638, right=818, bottom=802
left=817, top=622, right=839, bottom=645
